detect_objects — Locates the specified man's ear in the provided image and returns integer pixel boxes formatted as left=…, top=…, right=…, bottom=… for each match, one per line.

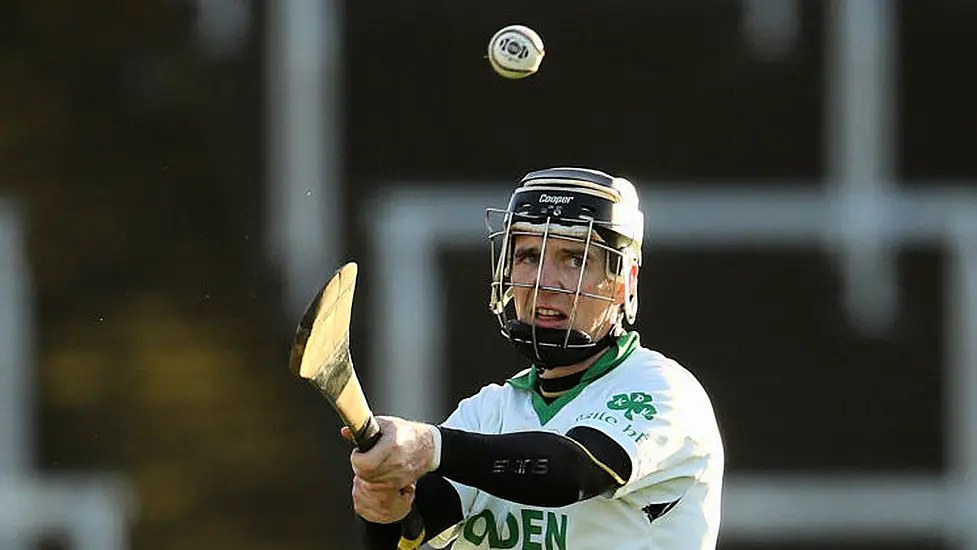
left=628, top=261, right=639, bottom=298
left=621, top=256, right=640, bottom=324
left=614, top=254, right=639, bottom=298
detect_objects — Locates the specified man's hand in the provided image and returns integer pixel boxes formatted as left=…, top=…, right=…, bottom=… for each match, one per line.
left=351, top=476, right=415, bottom=524
left=342, top=416, right=438, bottom=489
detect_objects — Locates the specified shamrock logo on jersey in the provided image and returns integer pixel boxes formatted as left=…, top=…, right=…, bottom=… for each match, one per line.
left=607, top=392, right=657, bottom=421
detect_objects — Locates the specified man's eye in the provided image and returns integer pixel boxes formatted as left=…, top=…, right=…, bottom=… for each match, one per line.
left=568, top=255, right=585, bottom=269
left=515, top=251, right=539, bottom=265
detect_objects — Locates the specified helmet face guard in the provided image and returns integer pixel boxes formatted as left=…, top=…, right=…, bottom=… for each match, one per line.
left=485, top=168, right=644, bottom=369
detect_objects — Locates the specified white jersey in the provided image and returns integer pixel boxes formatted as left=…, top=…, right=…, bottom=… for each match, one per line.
left=428, top=333, right=724, bottom=550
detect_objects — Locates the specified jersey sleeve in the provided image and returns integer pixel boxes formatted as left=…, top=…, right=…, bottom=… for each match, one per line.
left=440, top=382, right=507, bottom=435
left=568, top=358, right=715, bottom=500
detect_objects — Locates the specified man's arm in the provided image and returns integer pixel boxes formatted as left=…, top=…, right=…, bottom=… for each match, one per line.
left=350, top=415, right=633, bottom=545
left=357, top=425, right=630, bottom=548
left=434, top=425, right=632, bottom=507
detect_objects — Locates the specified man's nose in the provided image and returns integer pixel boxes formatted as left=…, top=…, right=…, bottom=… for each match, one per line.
left=537, top=254, right=566, bottom=290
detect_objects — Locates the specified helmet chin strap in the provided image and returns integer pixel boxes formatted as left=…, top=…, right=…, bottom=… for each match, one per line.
left=506, top=320, right=618, bottom=371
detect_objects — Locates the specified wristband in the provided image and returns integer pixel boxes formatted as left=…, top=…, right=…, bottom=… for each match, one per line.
left=428, top=425, right=443, bottom=472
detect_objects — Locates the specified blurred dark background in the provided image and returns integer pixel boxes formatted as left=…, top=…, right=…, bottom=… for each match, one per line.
left=0, top=1, right=974, bottom=549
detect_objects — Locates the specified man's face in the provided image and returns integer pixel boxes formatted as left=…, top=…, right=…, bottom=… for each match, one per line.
left=509, top=233, right=624, bottom=340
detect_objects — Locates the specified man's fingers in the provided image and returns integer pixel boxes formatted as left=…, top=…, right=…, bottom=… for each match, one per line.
left=340, top=426, right=353, bottom=441
left=350, top=450, right=393, bottom=481
left=355, top=476, right=400, bottom=492
left=351, top=475, right=415, bottom=524
left=352, top=466, right=412, bottom=488
left=349, top=426, right=395, bottom=474
left=352, top=476, right=414, bottom=498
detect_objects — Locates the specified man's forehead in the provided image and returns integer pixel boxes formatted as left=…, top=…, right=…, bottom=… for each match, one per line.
left=512, top=233, right=593, bottom=251
left=512, top=234, right=540, bottom=246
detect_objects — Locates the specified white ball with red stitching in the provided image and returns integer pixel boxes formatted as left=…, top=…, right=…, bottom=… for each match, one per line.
left=487, top=25, right=545, bottom=79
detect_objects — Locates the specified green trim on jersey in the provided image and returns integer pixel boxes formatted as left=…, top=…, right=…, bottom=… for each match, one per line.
left=506, top=331, right=641, bottom=425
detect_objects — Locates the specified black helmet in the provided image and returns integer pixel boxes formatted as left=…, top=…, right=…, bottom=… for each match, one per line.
left=485, top=167, right=644, bottom=369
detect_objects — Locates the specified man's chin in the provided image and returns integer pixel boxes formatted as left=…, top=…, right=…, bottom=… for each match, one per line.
left=530, top=318, right=570, bottom=330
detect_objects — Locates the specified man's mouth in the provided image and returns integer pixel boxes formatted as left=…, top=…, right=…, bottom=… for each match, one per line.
left=533, top=305, right=569, bottom=328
